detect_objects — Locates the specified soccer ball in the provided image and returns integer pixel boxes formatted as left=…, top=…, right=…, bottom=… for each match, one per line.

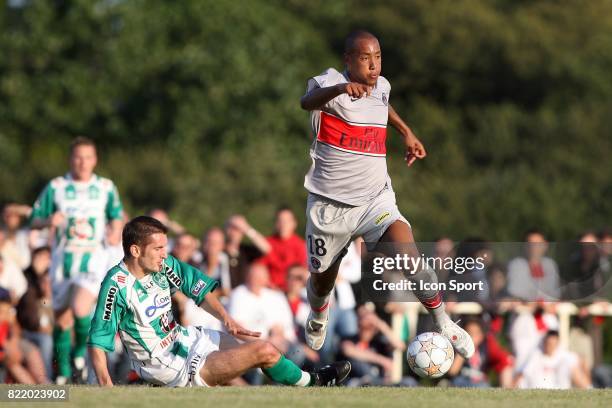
left=407, top=332, right=454, bottom=378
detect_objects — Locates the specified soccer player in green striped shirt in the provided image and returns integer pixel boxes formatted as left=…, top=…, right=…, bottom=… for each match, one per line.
left=88, top=216, right=350, bottom=387
left=30, top=137, right=124, bottom=383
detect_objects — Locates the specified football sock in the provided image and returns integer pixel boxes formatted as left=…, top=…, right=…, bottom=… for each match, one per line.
left=74, top=315, right=91, bottom=359
left=262, top=355, right=311, bottom=386
left=53, top=326, right=72, bottom=378
left=306, top=278, right=331, bottom=319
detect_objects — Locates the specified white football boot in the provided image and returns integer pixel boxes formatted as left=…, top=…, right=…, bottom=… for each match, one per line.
left=436, top=317, right=475, bottom=359
left=305, top=311, right=329, bottom=351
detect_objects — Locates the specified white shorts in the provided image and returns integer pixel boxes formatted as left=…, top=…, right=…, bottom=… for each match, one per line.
left=51, top=246, right=122, bottom=310
left=305, top=187, right=410, bottom=273
left=138, top=326, right=221, bottom=387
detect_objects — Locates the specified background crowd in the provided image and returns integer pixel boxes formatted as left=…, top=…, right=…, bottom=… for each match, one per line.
left=1, top=202, right=610, bottom=388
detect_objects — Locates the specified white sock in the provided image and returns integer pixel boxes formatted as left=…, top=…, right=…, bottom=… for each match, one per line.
left=296, top=371, right=311, bottom=387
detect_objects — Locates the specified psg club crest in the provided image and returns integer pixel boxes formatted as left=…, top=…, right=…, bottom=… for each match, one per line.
left=310, top=257, right=321, bottom=270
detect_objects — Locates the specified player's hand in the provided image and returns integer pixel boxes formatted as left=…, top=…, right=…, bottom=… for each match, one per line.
left=339, top=82, right=372, bottom=98
left=224, top=317, right=261, bottom=338
left=49, top=212, right=65, bottom=228
left=403, top=133, right=427, bottom=166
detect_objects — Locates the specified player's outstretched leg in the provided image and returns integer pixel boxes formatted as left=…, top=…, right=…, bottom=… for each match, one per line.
left=201, top=335, right=350, bottom=386
left=305, top=255, right=344, bottom=350
left=378, top=221, right=474, bottom=359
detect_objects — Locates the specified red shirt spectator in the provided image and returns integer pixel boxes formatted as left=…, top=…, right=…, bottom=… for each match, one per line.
left=259, top=208, right=306, bottom=291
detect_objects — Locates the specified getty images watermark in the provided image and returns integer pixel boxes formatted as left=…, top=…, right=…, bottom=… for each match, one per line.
left=358, top=241, right=612, bottom=303
left=371, top=252, right=487, bottom=293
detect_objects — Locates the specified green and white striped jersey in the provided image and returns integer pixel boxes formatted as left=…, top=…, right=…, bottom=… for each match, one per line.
left=88, top=255, right=218, bottom=366
left=30, top=173, right=123, bottom=252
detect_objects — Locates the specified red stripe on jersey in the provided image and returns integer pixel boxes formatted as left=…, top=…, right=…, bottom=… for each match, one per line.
left=317, top=112, right=387, bottom=156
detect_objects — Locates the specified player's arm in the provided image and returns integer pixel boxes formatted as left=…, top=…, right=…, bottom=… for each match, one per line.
left=29, top=182, right=63, bottom=229
left=105, top=182, right=124, bottom=246
left=388, top=104, right=427, bottom=166
left=167, top=255, right=261, bottom=338
left=300, top=82, right=372, bottom=111
left=200, top=290, right=261, bottom=338
left=87, top=276, right=124, bottom=386
left=90, top=347, right=113, bottom=387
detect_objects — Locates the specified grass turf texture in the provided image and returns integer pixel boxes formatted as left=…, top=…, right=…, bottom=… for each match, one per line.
left=1, top=386, right=611, bottom=408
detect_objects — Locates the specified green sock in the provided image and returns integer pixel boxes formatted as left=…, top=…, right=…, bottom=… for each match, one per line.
left=262, top=355, right=311, bottom=386
left=74, top=316, right=91, bottom=359
left=53, top=326, right=72, bottom=378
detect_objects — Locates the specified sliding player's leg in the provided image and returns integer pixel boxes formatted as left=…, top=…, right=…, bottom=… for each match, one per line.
left=378, top=220, right=474, bottom=358
left=200, top=334, right=350, bottom=386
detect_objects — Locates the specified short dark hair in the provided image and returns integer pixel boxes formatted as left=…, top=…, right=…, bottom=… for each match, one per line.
left=344, top=30, right=378, bottom=54
left=524, top=228, right=546, bottom=241
left=122, top=216, right=168, bottom=257
left=70, top=136, right=96, bottom=155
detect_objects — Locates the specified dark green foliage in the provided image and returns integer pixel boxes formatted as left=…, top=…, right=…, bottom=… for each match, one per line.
left=1, top=0, right=610, bottom=238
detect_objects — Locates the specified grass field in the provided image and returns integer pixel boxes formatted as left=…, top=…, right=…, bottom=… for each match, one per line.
left=2, top=386, right=612, bottom=408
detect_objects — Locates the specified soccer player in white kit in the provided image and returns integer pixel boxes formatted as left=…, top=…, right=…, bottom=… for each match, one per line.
left=89, top=216, right=351, bottom=387
left=300, top=31, right=474, bottom=359
left=29, top=137, right=124, bottom=383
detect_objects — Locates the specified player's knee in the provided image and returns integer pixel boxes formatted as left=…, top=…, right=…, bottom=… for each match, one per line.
left=255, top=341, right=280, bottom=367
left=55, top=309, right=74, bottom=330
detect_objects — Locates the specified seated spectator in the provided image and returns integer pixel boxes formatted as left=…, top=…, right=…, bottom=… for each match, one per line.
left=565, top=232, right=611, bottom=301
left=171, top=233, right=198, bottom=266
left=507, top=229, right=560, bottom=301
left=449, top=318, right=514, bottom=388
left=259, top=207, right=306, bottom=291
left=1, top=204, right=32, bottom=270
left=228, top=263, right=296, bottom=348
left=510, top=303, right=559, bottom=371
left=0, top=287, right=49, bottom=384
left=224, top=214, right=271, bottom=289
left=286, top=265, right=310, bottom=329
left=16, top=247, right=54, bottom=379
left=200, top=228, right=231, bottom=297
left=0, top=254, right=27, bottom=304
left=340, top=304, right=405, bottom=385
left=518, top=330, right=591, bottom=389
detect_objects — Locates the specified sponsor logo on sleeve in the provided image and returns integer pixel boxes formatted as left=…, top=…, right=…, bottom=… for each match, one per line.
left=103, top=286, right=118, bottom=321
left=165, top=265, right=183, bottom=288
left=112, top=273, right=127, bottom=287
left=191, top=279, right=207, bottom=296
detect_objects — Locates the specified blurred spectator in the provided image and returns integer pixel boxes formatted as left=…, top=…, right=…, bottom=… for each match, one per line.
left=200, top=228, right=231, bottom=297
left=259, top=207, right=307, bottom=291
left=487, top=264, right=511, bottom=303
left=452, top=239, right=491, bottom=302
left=171, top=233, right=198, bottom=266
left=286, top=265, right=310, bottom=329
left=16, top=247, right=54, bottom=378
left=0, top=253, right=27, bottom=304
left=518, top=330, right=591, bottom=389
left=224, top=215, right=271, bottom=289
left=147, top=208, right=185, bottom=236
left=449, top=318, right=513, bottom=388
left=507, top=230, right=560, bottom=301
left=1, top=204, right=32, bottom=270
left=228, top=263, right=296, bottom=347
left=0, top=287, right=49, bottom=384
left=340, top=304, right=405, bottom=385
left=565, top=232, right=611, bottom=301
left=510, top=303, right=559, bottom=371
